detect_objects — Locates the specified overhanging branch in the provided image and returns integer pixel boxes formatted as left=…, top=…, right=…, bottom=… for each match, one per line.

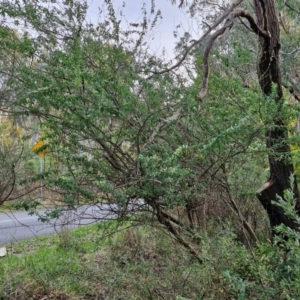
left=149, top=0, right=245, bottom=77
left=199, top=8, right=269, bottom=101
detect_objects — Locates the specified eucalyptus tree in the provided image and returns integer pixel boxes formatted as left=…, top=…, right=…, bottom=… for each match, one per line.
left=166, top=0, right=300, bottom=235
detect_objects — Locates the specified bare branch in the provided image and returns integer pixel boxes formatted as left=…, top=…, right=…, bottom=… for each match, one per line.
left=285, top=2, right=300, bottom=14
left=179, top=0, right=185, bottom=8
left=199, top=8, right=269, bottom=101
left=238, top=17, right=254, bottom=32
left=279, top=13, right=289, bottom=34
left=237, top=9, right=269, bottom=37
left=0, top=164, right=16, bottom=205
left=150, top=0, right=245, bottom=77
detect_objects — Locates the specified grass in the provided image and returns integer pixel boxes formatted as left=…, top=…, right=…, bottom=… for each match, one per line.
left=1, top=218, right=297, bottom=299
left=0, top=202, right=18, bottom=213
left=1, top=224, right=104, bottom=299
left=0, top=219, right=243, bottom=299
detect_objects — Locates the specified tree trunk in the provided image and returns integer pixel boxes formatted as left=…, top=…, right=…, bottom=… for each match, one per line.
left=254, top=0, right=300, bottom=233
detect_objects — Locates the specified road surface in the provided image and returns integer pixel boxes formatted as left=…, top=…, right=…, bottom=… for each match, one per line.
left=0, top=202, right=144, bottom=247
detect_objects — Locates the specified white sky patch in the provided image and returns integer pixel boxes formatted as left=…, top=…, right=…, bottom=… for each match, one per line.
left=86, top=0, right=195, bottom=59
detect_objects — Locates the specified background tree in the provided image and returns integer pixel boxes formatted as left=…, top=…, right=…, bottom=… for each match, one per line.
left=0, top=26, right=35, bottom=205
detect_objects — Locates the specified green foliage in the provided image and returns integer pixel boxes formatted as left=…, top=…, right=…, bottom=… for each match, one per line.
left=222, top=179, right=300, bottom=299
left=10, top=199, right=40, bottom=212
left=1, top=0, right=300, bottom=297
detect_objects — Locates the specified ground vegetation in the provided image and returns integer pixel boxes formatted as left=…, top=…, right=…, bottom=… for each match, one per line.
left=1, top=0, right=300, bottom=298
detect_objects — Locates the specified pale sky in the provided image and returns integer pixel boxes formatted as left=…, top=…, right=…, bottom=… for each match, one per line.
left=86, top=0, right=195, bottom=59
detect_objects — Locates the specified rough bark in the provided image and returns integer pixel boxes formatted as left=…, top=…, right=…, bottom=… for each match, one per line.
left=254, top=0, right=300, bottom=233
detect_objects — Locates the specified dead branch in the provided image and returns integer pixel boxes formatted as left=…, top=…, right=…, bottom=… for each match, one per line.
left=199, top=8, right=269, bottom=101
left=149, top=0, right=245, bottom=77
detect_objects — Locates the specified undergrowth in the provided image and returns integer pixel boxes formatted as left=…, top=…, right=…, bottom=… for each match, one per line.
left=1, top=210, right=300, bottom=299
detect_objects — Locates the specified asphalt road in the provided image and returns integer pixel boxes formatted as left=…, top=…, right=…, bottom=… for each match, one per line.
left=0, top=202, right=143, bottom=247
